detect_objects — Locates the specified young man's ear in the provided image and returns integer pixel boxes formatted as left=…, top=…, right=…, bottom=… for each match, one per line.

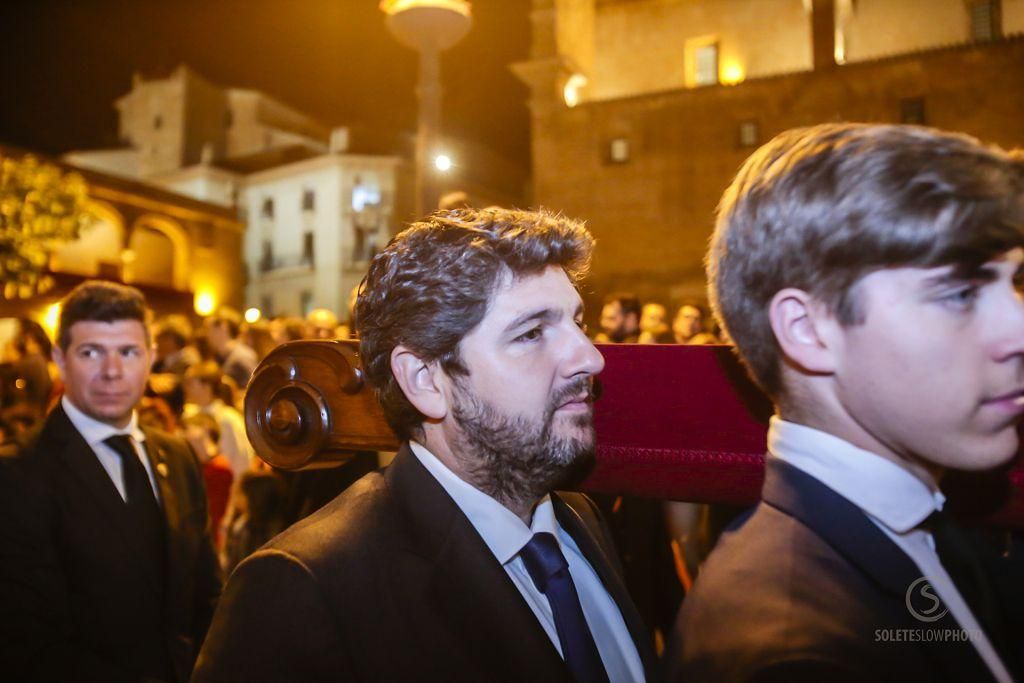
left=768, top=288, right=839, bottom=376
left=390, top=345, right=448, bottom=420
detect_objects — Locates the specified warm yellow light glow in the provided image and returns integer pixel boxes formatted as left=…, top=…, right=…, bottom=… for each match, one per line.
left=194, top=291, right=217, bottom=317
left=721, top=62, right=746, bottom=85
left=41, top=303, right=61, bottom=341
left=380, top=0, right=471, bottom=17
left=434, top=154, right=453, bottom=172
left=244, top=307, right=262, bottom=324
left=563, top=73, right=588, bottom=108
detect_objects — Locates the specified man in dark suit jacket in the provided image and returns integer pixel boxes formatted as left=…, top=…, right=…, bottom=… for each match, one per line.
left=668, top=124, right=1024, bottom=682
left=0, top=281, right=221, bottom=682
left=195, top=208, right=656, bottom=682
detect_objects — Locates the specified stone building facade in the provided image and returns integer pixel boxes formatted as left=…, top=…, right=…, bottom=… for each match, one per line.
left=515, top=0, right=1024, bottom=311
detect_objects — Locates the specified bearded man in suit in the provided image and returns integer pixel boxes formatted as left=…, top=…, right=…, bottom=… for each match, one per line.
left=669, top=124, right=1024, bottom=682
left=0, top=280, right=221, bottom=682
left=194, top=207, right=656, bottom=682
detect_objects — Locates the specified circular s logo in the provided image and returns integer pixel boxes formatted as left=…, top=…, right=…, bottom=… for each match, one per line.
left=905, top=577, right=948, bottom=623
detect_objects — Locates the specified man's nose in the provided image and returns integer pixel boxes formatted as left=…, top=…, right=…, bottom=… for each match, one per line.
left=566, top=326, right=605, bottom=377
left=994, top=289, right=1024, bottom=362
left=101, top=354, right=124, bottom=378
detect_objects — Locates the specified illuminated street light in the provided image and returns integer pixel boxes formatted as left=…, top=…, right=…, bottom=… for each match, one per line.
left=244, top=307, right=262, bottom=324
left=194, top=290, right=217, bottom=316
left=381, top=0, right=471, bottom=216
left=434, top=154, right=452, bottom=172
left=563, top=73, right=588, bottom=108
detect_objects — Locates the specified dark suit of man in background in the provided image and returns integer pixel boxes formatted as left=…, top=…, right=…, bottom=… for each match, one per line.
left=195, top=208, right=656, bottom=682
left=668, top=124, right=1024, bottom=682
left=0, top=281, right=221, bottom=682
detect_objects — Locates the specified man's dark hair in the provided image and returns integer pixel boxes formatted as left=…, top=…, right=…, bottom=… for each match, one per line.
left=57, top=280, right=150, bottom=351
left=357, top=207, right=594, bottom=440
left=209, top=307, right=242, bottom=339
left=604, top=293, right=641, bottom=320
left=710, top=123, right=1024, bottom=398
left=153, top=314, right=192, bottom=349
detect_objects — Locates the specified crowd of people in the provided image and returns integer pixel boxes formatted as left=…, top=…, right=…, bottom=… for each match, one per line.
left=0, top=288, right=717, bottom=582
left=0, top=122, right=1022, bottom=682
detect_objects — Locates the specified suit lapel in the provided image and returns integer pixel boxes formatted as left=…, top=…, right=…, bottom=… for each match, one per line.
left=48, top=406, right=164, bottom=596
left=553, top=493, right=658, bottom=680
left=386, top=446, right=567, bottom=681
left=762, top=458, right=996, bottom=681
left=141, top=431, right=180, bottom=593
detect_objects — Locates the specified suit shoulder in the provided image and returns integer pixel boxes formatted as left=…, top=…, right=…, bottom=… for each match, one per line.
left=261, top=470, right=395, bottom=567
left=673, top=502, right=897, bottom=677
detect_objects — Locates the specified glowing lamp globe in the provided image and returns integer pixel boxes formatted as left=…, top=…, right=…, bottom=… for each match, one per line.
left=380, top=0, right=472, bottom=52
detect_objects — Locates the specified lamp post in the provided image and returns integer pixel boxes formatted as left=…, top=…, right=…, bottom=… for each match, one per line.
left=380, top=0, right=471, bottom=218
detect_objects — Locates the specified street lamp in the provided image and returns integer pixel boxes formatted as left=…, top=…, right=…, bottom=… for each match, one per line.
left=380, top=0, right=471, bottom=218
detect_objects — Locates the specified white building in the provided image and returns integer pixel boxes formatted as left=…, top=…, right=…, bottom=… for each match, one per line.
left=65, top=65, right=406, bottom=318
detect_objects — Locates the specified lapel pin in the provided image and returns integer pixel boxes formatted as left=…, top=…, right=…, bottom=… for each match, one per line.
left=156, top=462, right=169, bottom=478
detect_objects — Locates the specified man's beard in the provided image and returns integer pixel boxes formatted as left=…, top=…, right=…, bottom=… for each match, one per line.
left=449, top=376, right=598, bottom=512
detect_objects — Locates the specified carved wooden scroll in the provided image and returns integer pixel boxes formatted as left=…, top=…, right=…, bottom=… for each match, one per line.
left=244, top=340, right=1024, bottom=528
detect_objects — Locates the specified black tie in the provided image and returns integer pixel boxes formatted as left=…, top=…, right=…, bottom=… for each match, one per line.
left=925, top=509, right=1004, bottom=650
left=519, top=532, right=610, bottom=683
left=104, top=435, right=165, bottom=578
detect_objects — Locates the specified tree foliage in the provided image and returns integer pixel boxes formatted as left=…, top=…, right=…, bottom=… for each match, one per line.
left=0, top=153, right=94, bottom=299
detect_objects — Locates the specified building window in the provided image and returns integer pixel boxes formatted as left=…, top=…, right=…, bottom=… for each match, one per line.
left=608, top=138, right=630, bottom=164
left=969, top=1, right=998, bottom=42
left=260, top=240, right=274, bottom=272
left=694, top=43, right=719, bottom=86
left=900, top=97, right=926, bottom=125
left=302, top=232, right=314, bottom=265
left=302, top=189, right=316, bottom=212
left=300, top=290, right=313, bottom=317
left=261, top=198, right=275, bottom=219
left=738, top=121, right=760, bottom=148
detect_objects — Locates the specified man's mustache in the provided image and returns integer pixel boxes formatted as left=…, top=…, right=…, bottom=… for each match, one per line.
left=548, top=376, right=601, bottom=412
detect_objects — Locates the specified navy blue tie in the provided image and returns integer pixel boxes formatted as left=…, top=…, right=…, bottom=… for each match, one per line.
left=520, top=532, right=610, bottom=683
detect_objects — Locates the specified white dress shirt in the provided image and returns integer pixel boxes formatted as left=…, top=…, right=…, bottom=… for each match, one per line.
left=768, top=417, right=1012, bottom=683
left=62, top=396, right=161, bottom=503
left=183, top=399, right=255, bottom=476
left=409, top=441, right=645, bottom=683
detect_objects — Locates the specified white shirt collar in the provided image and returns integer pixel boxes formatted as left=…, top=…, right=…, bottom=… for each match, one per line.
left=62, top=395, right=146, bottom=449
left=409, top=440, right=559, bottom=564
left=767, top=416, right=944, bottom=533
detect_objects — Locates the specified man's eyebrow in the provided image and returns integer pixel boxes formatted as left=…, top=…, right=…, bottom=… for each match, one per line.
left=505, top=307, right=558, bottom=332
left=923, top=264, right=998, bottom=287
left=504, top=303, right=584, bottom=333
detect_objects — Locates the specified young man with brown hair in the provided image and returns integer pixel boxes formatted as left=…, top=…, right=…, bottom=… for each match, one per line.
left=669, top=123, right=1024, bottom=682
left=195, top=208, right=655, bottom=682
left=0, top=280, right=221, bottom=682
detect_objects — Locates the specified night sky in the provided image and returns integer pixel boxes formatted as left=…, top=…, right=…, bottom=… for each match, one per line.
left=0, top=0, right=532, bottom=170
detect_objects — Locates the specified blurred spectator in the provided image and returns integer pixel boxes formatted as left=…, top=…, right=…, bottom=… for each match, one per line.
left=181, top=412, right=233, bottom=548
left=304, top=308, right=338, bottom=340
left=136, top=395, right=178, bottom=433
left=183, top=361, right=255, bottom=477
left=672, top=303, right=719, bottom=344
left=638, top=303, right=673, bottom=344
left=206, top=307, right=258, bottom=389
left=221, top=470, right=288, bottom=575
left=270, top=317, right=306, bottom=346
left=595, top=292, right=641, bottom=343
left=0, top=403, right=44, bottom=458
left=437, top=190, right=471, bottom=211
left=11, top=319, right=55, bottom=410
left=149, top=314, right=199, bottom=415
left=151, top=315, right=199, bottom=375
left=243, top=319, right=278, bottom=360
